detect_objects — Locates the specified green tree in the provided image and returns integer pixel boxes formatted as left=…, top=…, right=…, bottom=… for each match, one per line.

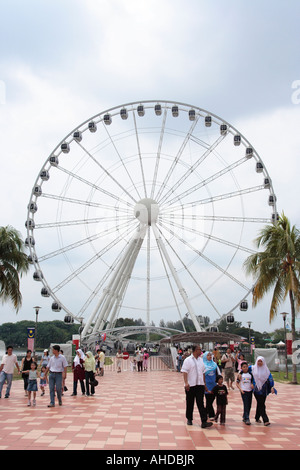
left=0, top=226, right=29, bottom=311
left=244, top=213, right=300, bottom=383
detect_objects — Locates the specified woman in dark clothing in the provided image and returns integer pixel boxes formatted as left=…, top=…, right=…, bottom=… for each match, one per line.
left=20, top=350, right=33, bottom=396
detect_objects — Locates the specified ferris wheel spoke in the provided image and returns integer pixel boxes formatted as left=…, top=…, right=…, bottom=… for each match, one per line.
left=159, top=134, right=226, bottom=206
left=160, top=218, right=255, bottom=254
left=160, top=214, right=272, bottom=224
left=132, top=110, right=147, bottom=198
left=41, top=193, right=132, bottom=214
left=150, top=108, right=168, bottom=199
left=55, top=166, right=135, bottom=207
left=155, top=224, right=221, bottom=317
left=38, top=219, right=137, bottom=262
left=76, top=141, right=136, bottom=202
left=52, top=221, right=136, bottom=293
left=160, top=222, right=249, bottom=291
left=155, top=115, right=200, bottom=203
left=34, top=214, right=130, bottom=230
left=163, top=154, right=249, bottom=207
left=160, top=184, right=265, bottom=214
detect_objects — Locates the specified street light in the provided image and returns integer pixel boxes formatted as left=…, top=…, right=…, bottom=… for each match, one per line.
left=280, top=312, right=289, bottom=379
left=33, top=306, right=41, bottom=358
left=247, top=321, right=252, bottom=345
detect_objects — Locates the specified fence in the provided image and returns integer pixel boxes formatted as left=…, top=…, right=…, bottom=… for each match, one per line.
left=103, top=355, right=171, bottom=372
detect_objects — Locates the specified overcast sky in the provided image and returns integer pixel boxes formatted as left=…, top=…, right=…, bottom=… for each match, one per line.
left=1, top=0, right=300, bottom=334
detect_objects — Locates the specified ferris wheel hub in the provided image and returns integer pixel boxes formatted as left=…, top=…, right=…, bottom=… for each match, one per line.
left=134, top=198, right=160, bottom=225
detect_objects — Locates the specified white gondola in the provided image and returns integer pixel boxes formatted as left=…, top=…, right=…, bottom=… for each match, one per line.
left=49, top=155, right=59, bottom=166
left=33, top=270, right=43, bottom=281
left=52, top=302, right=61, bottom=312
left=264, top=178, right=270, bottom=188
left=240, top=301, right=248, bottom=311
left=226, top=314, right=235, bottom=324
left=25, top=219, right=35, bottom=229
left=220, top=124, right=227, bottom=135
left=25, top=236, right=35, bottom=246
left=40, top=170, right=50, bottom=181
left=120, top=108, right=128, bottom=120
left=205, top=116, right=212, bottom=127
left=172, top=105, right=179, bottom=117
left=104, top=114, right=112, bottom=125
left=137, top=105, right=145, bottom=116
left=188, top=109, right=196, bottom=121
left=245, top=147, right=253, bottom=158
left=33, top=185, right=42, bottom=197
left=233, top=135, right=241, bottom=146
left=154, top=104, right=162, bottom=116
left=268, top=194, right=276, bottom=206
left=28, top=202, right=38, bottom=213
left=88, top=121, right=97, bottom=132
left=64, top=315, right=74, bottom=323
left=73, top=130, right=82, bottom=142
left=28, top=254, right=38, bottom=264
left=272, top=212, right=279, bottom=224
left=61, top=142, right=70, bottom=153
left=41, top=287, right=50, bottom=297
left=256, top=162, right=263, bottom=173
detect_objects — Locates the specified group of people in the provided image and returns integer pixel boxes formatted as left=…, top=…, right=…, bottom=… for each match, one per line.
left=181, top=344, right=277, bottom=427
left=116, top=347, right=150, bottom=373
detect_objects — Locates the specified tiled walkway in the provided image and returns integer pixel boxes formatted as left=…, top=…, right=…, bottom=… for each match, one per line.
left=0, top=368, right=300, bottom=450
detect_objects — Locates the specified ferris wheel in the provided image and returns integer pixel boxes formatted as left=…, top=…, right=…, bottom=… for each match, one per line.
left=26, top=100, right=278, bottom=340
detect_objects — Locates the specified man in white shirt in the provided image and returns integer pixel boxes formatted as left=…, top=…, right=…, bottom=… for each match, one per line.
left=45, top=345, right=68, bottom=407
left=181, top=344, right=213, bottom=428
left=0, top=345, right=20, bottom=398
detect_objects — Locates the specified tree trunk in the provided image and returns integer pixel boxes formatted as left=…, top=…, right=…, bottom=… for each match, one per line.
left=289, top=290, right=298, bottom=384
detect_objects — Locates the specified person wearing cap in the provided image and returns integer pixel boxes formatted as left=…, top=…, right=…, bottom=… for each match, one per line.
left=40, top=349, right=50, bottom=369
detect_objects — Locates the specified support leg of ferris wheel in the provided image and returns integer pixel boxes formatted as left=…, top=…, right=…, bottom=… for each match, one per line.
left=97, top=232, right=146, bottom=332
left=151, top=222, right=203, bottom=333
left=81, top=224, right=147, bottom=339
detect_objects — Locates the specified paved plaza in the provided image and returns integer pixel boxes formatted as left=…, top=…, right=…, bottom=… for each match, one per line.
left=0, top=367, right=300, bottom=451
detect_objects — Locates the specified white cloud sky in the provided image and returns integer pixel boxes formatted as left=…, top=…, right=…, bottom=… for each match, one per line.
left=1, top=0, right=300, bottom=335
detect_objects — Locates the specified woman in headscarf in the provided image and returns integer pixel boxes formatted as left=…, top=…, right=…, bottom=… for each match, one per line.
left=203, top=351, right=221, bottom=420
left=250, top=356, right=276, bottom=426
left=71, top=349, right=86, bottom=396
left=84, top=351, right=96, bottom=396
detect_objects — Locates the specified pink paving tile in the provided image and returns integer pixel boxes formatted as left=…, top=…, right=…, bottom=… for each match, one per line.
left=0, top=369, right=300, bottom=450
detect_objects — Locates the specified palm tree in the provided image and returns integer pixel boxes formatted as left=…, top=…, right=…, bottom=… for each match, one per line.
left=0, top=225, right=29, bottom=312
left=244, top=213, right=300, bottom=384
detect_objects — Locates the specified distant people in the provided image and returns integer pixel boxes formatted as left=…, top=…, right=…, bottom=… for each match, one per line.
left=236, top=361, right=254, bottom=425
left=20, top=349, right=33, bottom=396
left=181, top=344, right=213, bottom=429
left=136, top=349, right=143, bottom=372
left=84, top=351, right=96, bottom=396
left=202, top=351, right=221, bottom=420
left=143, top=350, right=150, bottom=371
left=0, top=345, right=20, bottom=399
left=250, top=356, right=276, bottom=426
left=177, top=350, right=183, bottom=372
left=221, top=348, right=236, bottom=390
left=116, top=349, right=124, bottom=373
left=72, top=349, right=86, bottom=396
left=211, top=375, right=228, bottom=425
left=45, top=345, right=68, bottom=407
left=98, top=349, right=105, bottom=376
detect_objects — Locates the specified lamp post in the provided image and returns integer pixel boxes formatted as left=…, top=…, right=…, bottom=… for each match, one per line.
left=280, top=312, right=289, bottom=379
left=33, top=306, right=41, bottom=358
left=247, top=321, right=252, bottom=345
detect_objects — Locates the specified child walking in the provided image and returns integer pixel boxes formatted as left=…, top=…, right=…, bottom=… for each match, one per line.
left=236, top=361, right=254, bottom=425
left=40, top=366, right=48, bottom=396
left=211, top=375, right=228, bottom=425
left=26, top=362, right=40, bottom=406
